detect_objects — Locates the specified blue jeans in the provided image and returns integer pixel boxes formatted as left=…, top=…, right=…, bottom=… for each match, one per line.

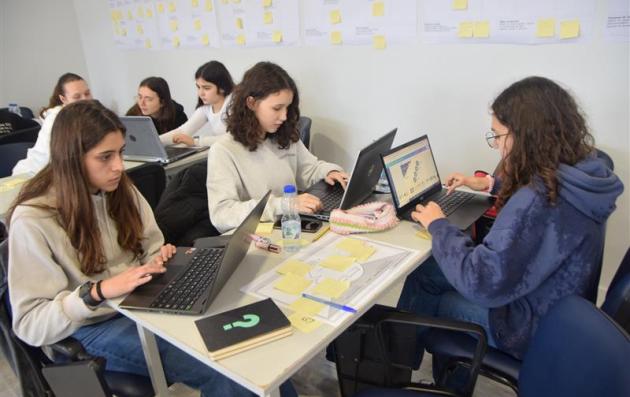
left=73, top=315, right=297, bottom=397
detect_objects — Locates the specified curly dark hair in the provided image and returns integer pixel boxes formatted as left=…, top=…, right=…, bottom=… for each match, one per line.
left=226, top=62, right=300, bottom=151
left=492, top=76, right=594, bottom=209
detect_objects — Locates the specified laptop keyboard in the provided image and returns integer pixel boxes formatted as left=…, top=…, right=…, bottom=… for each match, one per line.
left=150, top=248, right=223, bottom=312
left=434, top=190, right=474, bottom=216
left=319, top=184, right=345, bottom=212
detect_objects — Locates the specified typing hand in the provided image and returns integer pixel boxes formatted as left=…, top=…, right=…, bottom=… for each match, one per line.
left=172, top=133, right=194, bottom=146
left=411, top=202, right=445, bottom=229
left=98, top=261, right=168, bottom=299
left=325, top=170, right=349, bottom=189
left=297, top=193, right=322, bottom=214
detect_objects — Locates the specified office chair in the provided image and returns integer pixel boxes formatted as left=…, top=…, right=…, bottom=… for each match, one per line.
left=298, top=116, right=312, bottom=149
left=126, top=162, right=166, bottom=210
left=0, top=107, right=35, bottom=120
left=0, top=142, right=33, bottom=178
left=0, top=241, right=154, bottom=397
left=0, top=125, right=41, bottom=145
left=354, top=295, right=630, bottom=397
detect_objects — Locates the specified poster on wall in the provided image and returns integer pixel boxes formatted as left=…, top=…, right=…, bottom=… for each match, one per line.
left=109, top=0, right=161, bottom=50
left=604, top=0, right=630, bottom=42
left=154, top=0, right=220, bottom=49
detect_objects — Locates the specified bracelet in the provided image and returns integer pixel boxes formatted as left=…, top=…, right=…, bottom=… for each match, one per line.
left=95, top=280, right=106, bottom=301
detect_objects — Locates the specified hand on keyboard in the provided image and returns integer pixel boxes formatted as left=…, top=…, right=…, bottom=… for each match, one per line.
left=297, top=193, right=322, bottom=214
left=411, top=202, right=445, bottom=229
left=324, top=170, right=349, bottom=189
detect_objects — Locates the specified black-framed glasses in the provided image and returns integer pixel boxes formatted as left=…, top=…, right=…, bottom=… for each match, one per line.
left=485, top=131, right=509, bottom=148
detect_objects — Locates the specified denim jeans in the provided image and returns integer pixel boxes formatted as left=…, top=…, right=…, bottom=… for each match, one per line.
left=72, top=315, right=297, bottom=397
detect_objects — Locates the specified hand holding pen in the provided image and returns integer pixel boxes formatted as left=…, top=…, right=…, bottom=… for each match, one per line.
left=249, top=234, right=281, bottom=254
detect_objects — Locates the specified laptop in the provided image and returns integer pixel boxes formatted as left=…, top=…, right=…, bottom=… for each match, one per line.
left=120, top=116, right=203, bottom=164
left=303, top=128, right=397, bottom=221
left=119, top=191, right=271, bottom=315
left=381, top=135, right=492, bottom=230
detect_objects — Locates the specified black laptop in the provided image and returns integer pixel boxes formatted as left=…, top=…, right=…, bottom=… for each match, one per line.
left=381, top=135, right=492, bottom=230
left=119, top=191, right=271, bottom=315
left=304, top=128, right=397, bottom=221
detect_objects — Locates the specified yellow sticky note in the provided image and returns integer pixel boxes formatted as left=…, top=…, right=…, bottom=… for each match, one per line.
left=320, top=256, right=355, bottom=272
left=172, top=36, right=180, bottom=47
left=231, top=0, right=241, bottom=3
left=536, top=18, right=556, bottom=38
left=201, top=33, right=210, bottom=46
left=274, top=273, right=312, bottom=295
left=560, top=20, right=580, bottom=39
left=355, top=246, right=376, bottom=262
left=192, top=0, right=199, bottom=7
left=336, top=238, right=365, bottom=254
left=235, top=17, right=243, bottom=29
left=146, top=8, right=153, bottom=17
left=290, top=298, right=325, bottom=315
left=144, top=38, right=152, bottom=49
left=289, top=312, right=322, bottom=333
left=372, top=2, right=384, bottom=17
left=373, top=35, right=386, bottom=49
left=255, top=222, right=274, bottom=235
left=330, top=31, right=342, bottom=44
left=416, top=229, right=432, bottom=240
left=169, top=19, right=178, bottom=32
left=263, top=0, right=272, bottom=7
left=193, top=18, right=202, bottom=31
left=452, top=0, right=468, bottom=10
left=458, top=21, right=474, bottom=38
left=330, top=10, right=341, bottom=24
left=110, top=11, right=118, bottom=22
left=312, top=278, right=350, bottom=299
left=120, top=27, right=127, bottom=36
left=272, top=30, right=283, bottom=43
left=127, top=10, right=133, bottom=20
left=137, top=6, right=145, bottom=18
left=220, top=0, right=228, bottom=4
left=277, top=259, right=311, bottom=277
left=236, top=34, right=246, bottom=45
left=136, top=24, right=144, bottom=34
left=205, top=0, right=213, bottom=12
left=473, top=21, right=490, bottom=38
left=157, top=3, right=165, bottom=13
left=168, top=1, right=177, bottom=12
left=264, top=11, right=273, bottom=24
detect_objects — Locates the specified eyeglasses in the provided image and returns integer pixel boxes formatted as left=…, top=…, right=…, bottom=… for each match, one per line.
left=485, top=131, right=509, bottom=148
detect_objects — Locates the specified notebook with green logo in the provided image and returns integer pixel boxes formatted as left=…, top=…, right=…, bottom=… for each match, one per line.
left=195, top=298, right=292, bottom=360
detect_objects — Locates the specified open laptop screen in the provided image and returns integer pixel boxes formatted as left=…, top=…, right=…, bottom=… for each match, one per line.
left=382, top=135, right=441, bottom=208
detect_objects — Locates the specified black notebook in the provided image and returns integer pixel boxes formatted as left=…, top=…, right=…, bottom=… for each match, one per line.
left=195, top=298, right=292, bottom=360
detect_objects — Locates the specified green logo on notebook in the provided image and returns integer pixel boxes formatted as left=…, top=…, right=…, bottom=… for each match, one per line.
left=223, top=314, right=260, bottom=330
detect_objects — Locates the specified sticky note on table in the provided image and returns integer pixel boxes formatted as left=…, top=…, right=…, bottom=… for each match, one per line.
left=236, top=34, right=246, bottom=45
left=201, top=34, right=210, bottom=46
left=193, top=18, right=202, bottom=31
left=458, top=22, right=474, bottom=38
left=235, top=17, right=243, bottom=29
left=373, top=35, right=386, bottom=49
left=560, top=20, right=580, bottom=39
left=255, top=222, right=274, bottom=235
left=473, top=21, right=490, bottom=38
left=263, top=0, right=272, bottom=7
left=277, top=259, right=311, bottom=277
left=272, top=31, right=283, bottom=43
left=330, top=31, right=342, bottom=44
left=312, top=278, right=350, bottom=299
left=290, top=298, right=325, bottom=315
left=355, top=246, right=376, bottom=262
left=205, top=0, right=213, bottom=12
left=289, top=312, right=322, bottom=333
left=336, top=238, right=365, bottom=254
left=372, top=2, right=384, bottom=17
left=169, top=19, right=178, bottom=32
left=263, top=11, right=273, bottom=24
left=329, top=10, right=341, bottom=24
left=320, top=256, right=355, bottom=272
left=274, top=273, right=312, bottom=295
left=536, top=18, right=556, bottom=38
left=452, top=0, right=468, bottom=10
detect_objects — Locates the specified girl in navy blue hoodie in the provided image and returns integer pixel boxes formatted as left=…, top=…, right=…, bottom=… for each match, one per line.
left=398, top=76, right=624, bottom=359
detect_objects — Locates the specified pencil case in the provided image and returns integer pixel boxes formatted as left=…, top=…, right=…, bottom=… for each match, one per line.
left=329, top=201, right=399, bottom=235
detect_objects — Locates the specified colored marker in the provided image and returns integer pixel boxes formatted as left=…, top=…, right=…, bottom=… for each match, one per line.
left=302, top=293, right=357, bottom=313
left=249, top=234, right=281, bottom=254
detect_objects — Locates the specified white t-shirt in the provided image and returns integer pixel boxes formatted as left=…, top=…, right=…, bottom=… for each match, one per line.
left=12, top=106, right=62, bottom=176
left=160, top=94, right=231, bottom=147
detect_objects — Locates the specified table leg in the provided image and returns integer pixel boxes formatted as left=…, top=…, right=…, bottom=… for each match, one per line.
left=136, top=323, right=171, bottom=396
left=263, top=387, right=281, bottom=397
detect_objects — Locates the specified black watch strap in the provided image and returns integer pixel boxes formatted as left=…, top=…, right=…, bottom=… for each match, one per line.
left=95, top=280, right=106, bottom=301
left=79, top=281, right=101, bottom=307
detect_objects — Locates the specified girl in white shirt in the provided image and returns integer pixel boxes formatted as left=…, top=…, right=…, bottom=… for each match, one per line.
left=207, top=62, right=348, bottom=233
left=160, top=61, right=234, bottom=147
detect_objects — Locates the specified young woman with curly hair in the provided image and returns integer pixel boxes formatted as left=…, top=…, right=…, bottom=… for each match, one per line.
left=206, top=62, right=347, bottom=233
left=397, top=76, right=624, bottom=359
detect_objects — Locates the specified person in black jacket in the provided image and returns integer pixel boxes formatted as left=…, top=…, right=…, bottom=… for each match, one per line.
left=126, top=77, right=187, bottom=134
left=0, top=109, right=39, bottom=136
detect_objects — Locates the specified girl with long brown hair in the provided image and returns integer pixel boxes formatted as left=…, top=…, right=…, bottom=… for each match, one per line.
left=126, top=76, right=188, bottom=134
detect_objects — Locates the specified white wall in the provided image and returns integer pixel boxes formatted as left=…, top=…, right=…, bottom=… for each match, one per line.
left=4, top=0, right=629, bottom=291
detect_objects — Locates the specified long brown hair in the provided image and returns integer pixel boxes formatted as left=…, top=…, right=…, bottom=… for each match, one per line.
left=39, top=73, right=85, bottom=118
left=126, top=76, right=178, bottom=134
left=492, top=76, right=594, bottom=209
left=8, top=100, right=145, bottom=275
left=226, top=62, right=300, bottom=151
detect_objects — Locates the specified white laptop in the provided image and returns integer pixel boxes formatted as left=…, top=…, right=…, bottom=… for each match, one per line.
left=120, top=116, right=203, bottom=164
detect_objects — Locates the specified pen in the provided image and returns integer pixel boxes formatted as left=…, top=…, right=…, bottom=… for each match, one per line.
left=311, top=224, right=330, bottom=243
left=302, top=293, right=357, bottom=313
left=249, top=234, right=281, bottom=254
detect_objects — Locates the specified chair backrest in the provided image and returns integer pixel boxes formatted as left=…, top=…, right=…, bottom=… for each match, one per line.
left=0, top=142, right=34, bottom=178
left=519, top=295, right=630, bottom=397
left=602, top=247, right=630, bottom=333
left=0, top=125, right=41, bottom=145
left=126, top=163, right=166, bottom=210
left=298, top=116, right=312, bottom=149
left=0, top=107, right=35, bottom=120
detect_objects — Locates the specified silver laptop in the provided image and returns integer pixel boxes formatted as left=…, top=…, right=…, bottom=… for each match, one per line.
left=381, top=135, right=492, bottom=230
left=304, top=128, right=397, bottom=221
left=120, top=116, right=202, bottom=164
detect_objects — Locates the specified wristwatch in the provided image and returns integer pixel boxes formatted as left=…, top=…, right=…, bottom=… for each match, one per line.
left=79, top=281, right=102, bottom=307
left=193, top=135, right=200, bottom=146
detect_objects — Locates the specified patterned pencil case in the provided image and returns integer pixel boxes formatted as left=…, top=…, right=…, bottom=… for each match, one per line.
left=329, top=202, right=399, bottom=235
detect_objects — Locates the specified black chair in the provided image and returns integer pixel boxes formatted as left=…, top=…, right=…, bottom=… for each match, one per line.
left=298, top=116, right=312, bottom=149
left=353, top=295, right=630, bottom=397
left=0, top=142, right=33, bottom=178
left=0, top=107, right=35, bottom=120
left=0, top=241, right=154, bottom=397
left=126, top=162, right=166, bottom=210
left=0, top=125, right=41, bottom=145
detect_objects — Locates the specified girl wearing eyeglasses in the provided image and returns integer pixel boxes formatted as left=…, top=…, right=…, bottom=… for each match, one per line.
left=398, top=76, right=624, bottom=360
left=126, top=76, right=188, bottom=134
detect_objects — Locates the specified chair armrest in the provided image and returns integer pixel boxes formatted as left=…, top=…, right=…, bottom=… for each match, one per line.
left=47, top=336, right=93, bottom=361
left=376, top=311, right=488, bottom=397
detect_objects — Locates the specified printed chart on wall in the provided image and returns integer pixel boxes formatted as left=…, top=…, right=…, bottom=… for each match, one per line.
left=154, top=0, right=220, bottom=49
left=422, top=0, right=596, bottom=44
left=604, top=0, right=630, bottom=42
left=242, top=233, right=418, bottom=326
left=109, top=0, right=162, bottom=50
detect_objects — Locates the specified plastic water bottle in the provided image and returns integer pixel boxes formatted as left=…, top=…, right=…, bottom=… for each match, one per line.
left=7, top=103, right=22, bottom=117
left=281, top=184, right=301, bottom=253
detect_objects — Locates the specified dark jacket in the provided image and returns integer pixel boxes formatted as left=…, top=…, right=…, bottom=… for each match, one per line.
left=0, top=110, right=39, bottom=136
left=427, top=155, right=624, bottom=358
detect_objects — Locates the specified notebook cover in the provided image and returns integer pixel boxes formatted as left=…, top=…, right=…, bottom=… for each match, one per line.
left=195, top=298, right=291, bottom=356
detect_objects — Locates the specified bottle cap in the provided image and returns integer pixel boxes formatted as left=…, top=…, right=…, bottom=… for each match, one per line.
left=283, top=184, right=296, bottom=194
